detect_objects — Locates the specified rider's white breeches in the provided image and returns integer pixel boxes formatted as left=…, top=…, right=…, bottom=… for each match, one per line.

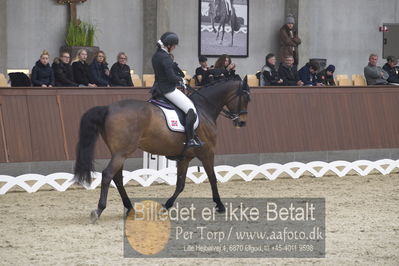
left=164, top=88, right=199, bottom=128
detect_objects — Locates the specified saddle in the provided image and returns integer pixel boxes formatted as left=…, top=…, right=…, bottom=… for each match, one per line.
left=148, top=96, right=199, bottom=133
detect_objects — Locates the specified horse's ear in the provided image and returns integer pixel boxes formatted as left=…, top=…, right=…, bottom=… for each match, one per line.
left=242, top=75, right=250, bottom=92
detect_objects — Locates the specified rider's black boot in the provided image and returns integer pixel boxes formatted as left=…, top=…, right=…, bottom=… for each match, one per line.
left=185, top=109, right=204, bottom=148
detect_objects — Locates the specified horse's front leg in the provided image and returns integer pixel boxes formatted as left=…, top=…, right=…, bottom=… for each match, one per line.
left=230, top=28, right=234, bottom=47
left=164, top=157, right=192, bottom=209
left=198, top=152, right=225, bottom=213
left=220, top=21, right=225, bottom=45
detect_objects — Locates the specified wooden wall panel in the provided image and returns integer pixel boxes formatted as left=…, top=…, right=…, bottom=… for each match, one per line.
left=0, top=86, right=399, bottom=162
left=1, top=96, right=32, bottom=162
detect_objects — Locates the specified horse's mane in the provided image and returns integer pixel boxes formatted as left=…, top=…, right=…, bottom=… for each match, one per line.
left=197, top=76, right=241, bottom=90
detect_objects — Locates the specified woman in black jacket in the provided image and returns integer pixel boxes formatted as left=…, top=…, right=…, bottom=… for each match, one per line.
left=72, top=49, right=97, bottom=87
left=211, top=54, right=238, bottom=81
left=52, top=52, right=77, bottom=87
left=90, top=51, right=110, bottom=87
left=31, top=50, right=55, bottom=87
left=151, top=32, right=202, bottom=148
left=110, top=52, right=134, bottom=86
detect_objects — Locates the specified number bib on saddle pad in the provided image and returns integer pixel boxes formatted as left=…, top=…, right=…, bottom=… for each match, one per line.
left=149, top=99, right=199, bottom=133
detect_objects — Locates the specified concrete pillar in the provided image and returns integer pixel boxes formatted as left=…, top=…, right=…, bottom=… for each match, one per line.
left=0, top=0, right=7, bottom=74
left=142, top=0, right=158, bottom=74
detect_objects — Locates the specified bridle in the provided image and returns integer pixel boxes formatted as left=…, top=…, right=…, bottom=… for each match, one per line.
left=185, top=80, right=250, bottom=122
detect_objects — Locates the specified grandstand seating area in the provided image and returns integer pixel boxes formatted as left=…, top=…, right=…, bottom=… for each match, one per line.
left=0, top=68, right=371, bottom=88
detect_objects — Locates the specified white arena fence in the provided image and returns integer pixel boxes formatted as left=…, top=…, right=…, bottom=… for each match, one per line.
left=0, top=159, right=398, bottom=195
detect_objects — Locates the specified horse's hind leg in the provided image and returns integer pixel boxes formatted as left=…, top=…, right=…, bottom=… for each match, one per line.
left=113, top=166, right=133, bottom=216
left=164, top=157, right=192, bottom=209
left=199, top=153, right=225, bottom=213
left=91, top=154, right=126, bottom=223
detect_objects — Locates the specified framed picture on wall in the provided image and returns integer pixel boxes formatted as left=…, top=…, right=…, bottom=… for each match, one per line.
left=199, top=0, right=249, bottom=57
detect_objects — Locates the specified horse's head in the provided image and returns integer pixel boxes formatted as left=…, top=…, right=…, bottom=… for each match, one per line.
left=224, top=76, right=251, bottom=128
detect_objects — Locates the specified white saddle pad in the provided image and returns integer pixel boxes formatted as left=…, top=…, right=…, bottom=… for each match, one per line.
left=158, top=106, right=199, bottom=133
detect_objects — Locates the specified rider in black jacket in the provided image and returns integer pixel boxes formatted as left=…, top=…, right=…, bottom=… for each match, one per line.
left=151, top=32, right=203, bottom=148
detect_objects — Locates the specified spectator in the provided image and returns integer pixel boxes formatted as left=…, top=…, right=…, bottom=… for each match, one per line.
left=90, top=51, right=110, bottom=87
left=364, top=54, right=389, bottom=85
left=52, top=52, right=77, bottom=87
left=279, top=14, right=301, bottom=65
left=316, top=64, right=336, bottom=86
left=278, top=55, right=303, bottom=86
left=383, top=56, right=399, bottom=84
left=195, top=55, right=210, bottom=86
left=209, top=54, right=237, bottom=81
left=72, top=49, right=97, bottom=87
left=110, top=52, right=134, bottom=87
left=31, top=50, right=55, bottom=87
left=257, top=53, right=282, bottom=86
left=298, top=61, right=323, bottom=86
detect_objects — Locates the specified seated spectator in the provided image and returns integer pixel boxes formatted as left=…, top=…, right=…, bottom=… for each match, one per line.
left=31, top=50, right=55, bottom=87
left=364, top=53, right=389, bottom=85
left=317, top=64, right=336, bottom=86
left=52, top=51, right=77, bottom=87
left=195, top=55, right=210, bottom=86
left=209, top=54, right=238, bottom=81
left=278, top=55, right=303, bottom=86
left=72, top=49, right=97, bottom=87
left=90, top=51, right=110, bottom=87
left=110, top=52, right=134, bottom=87
left=257, top=53, right=282, bottom=86
left=298, top=61, right=323, bottom=86
left=382, top=56, right=399, bottom=84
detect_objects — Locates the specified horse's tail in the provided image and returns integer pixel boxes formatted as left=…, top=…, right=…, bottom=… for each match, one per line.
left=73, top=106, right=109, bottom=186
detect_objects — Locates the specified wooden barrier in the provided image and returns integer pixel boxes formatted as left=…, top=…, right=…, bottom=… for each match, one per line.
left=0, top=86, right=399, bottom=163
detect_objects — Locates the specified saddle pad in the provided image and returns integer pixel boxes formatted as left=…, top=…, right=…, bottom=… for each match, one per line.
left=158, top=106, right=199, bottom=133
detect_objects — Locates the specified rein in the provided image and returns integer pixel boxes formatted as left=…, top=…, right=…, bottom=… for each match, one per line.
left=185, top=80, right=249, bottom=121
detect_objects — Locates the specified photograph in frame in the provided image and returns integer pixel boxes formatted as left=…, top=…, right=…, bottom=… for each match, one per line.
left=199, top=0, right=249, bottom=57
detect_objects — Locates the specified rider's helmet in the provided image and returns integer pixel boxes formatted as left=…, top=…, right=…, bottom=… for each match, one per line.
left=160, top=32, right=179, bottom=46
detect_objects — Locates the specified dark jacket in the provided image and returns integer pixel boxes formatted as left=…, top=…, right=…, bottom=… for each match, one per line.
left=72, top=61, right=95, bottom=86
left=195, top=67, right=210, bottom=86
left=110, top=62, right=133, bottom=86
left=382, top=63, right=399, bottom=84
left=90, top=61, right=110, bottom=86
left=52, top=58, right=77, bottom=87
left=151, top=48, right=182, bottom=95
left=31, top=60, right=55, bottom=86
left=258, top=63, right=280, bottom=86
left=173, top=62, right=185, bottom=78
left=278, top=63, right=300, bottom=86
left=208, top=67, right=237, bottom=82
left=317, top=69, right=336, bottom=86
left=298, top=63, right=318, bottom=86
left=279, top=24, right=301, bottom=60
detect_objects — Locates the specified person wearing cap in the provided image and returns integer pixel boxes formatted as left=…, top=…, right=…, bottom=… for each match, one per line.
left=383, top=56, right=399, bottom=84
left=151, top=32, right=203, bottom=148
left=316, top=64, right=336, bottom=86
left=195, top=55, right=210, bottom=86
left=364, top=54, right=389, bottom=85
left=279, top=14, right=301, bottom=66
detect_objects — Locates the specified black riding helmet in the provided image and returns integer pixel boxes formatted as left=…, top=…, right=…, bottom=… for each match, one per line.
left=160, top=32, right=179, bottom=46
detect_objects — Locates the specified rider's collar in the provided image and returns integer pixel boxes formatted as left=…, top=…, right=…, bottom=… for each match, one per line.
left=161, top=47, right=169, bottom=54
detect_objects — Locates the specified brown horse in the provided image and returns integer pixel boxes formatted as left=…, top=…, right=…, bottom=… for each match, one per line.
left=73, top=77, right=250, bottom=223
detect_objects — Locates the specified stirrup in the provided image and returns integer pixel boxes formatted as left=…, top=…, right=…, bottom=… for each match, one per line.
left=186, top=138, right=204, bottom=148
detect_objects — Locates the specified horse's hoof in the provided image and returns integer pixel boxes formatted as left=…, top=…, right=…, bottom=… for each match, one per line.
left=90, top=209, right=99, bottom=224
left=164, top=199, right=174, bottom=210
left=216, top=204, right=226, bottom=213
left=126, top=208, right=132, bottom=217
